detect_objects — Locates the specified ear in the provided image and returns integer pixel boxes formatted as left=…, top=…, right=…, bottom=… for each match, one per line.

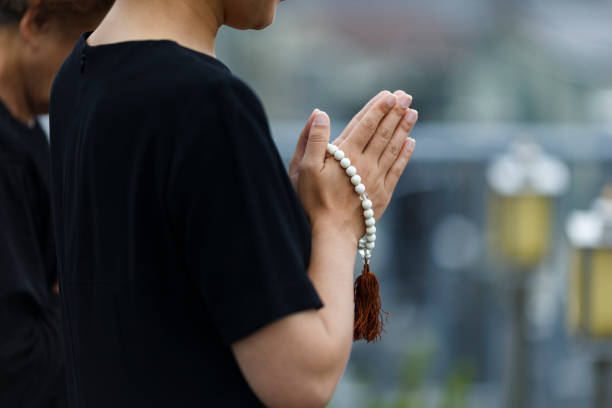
left=18, top=0, right=48, bottom=47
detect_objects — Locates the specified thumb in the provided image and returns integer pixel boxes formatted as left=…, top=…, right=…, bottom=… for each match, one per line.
left=290, top=109, right=317, bottom=173
left=303, top=110, right=330, bottom=166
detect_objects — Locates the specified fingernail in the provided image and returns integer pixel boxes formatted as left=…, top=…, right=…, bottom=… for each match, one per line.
left=400, top=95, right=412, bottom=109
left=406, top=137, right=416, bottom=151
left=406, top=109, right=418, bottom=122
left=385, top=94, right=396, bottom=107
left=313, top=111, right=329, bottom=127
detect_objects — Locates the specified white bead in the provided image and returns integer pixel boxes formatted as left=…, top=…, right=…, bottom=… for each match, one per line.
left=362, top=199, right=372, bottom=210
left=327, top=144, right=338, bottom=154
left=340, top=158, right=351, bottom=169
left=351, top=175, right=361, bottom=186
left=346, top=166, right=357, bottom=177
left=366, top=226, right=376, bottom=234
left=366, top=234, right=376, bottom=242
left=365, top=217, right=375, bottom=226
left=355, top=183, right=366, bottom=194
left=366, top=242, right=375, bottom=249
left=363, top=209, right=374, bottom=218
left=334, top=150, right=344, bottom=160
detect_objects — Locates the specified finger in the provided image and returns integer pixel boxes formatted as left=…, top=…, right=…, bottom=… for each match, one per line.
left=341, top=91, right=396, bottom=154
left=290, top=109, right=317, bottom=173
left=303, top=110, right=331, bottom=166
left=378, top=108, right=418, bottom=171
left=364, top=90, right=412, bottom=159
left=334, top=91, right=387, bottom=146
left=385, top=137, right=416, bottom=190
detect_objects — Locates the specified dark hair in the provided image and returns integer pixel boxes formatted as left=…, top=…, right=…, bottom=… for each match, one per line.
left=0, top=0, right=114, bottom=27
left=0, top=0, right=28, bottom=23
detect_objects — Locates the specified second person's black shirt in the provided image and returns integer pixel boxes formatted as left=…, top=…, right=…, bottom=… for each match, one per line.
left=0, top=101, right=64, bottom=408
left=50, top=33, right=322, bottom=407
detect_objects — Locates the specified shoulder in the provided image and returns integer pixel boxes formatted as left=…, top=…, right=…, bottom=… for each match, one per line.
left=83, top=42, right=266, bottom=121
left=152, top=49, right=265, bottom=120
left=143, top=48, right=270, bottom=134
left=104, top=42, right=260, bottom=108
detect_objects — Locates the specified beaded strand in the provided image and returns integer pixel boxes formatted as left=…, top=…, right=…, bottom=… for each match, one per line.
left=327, top=143, right=387, bottom=343
left=326, top=143, right=376, bottom=263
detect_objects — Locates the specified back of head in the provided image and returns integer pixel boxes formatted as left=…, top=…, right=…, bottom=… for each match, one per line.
left=0, top=0, right=114, bottom=31
left=0, top=1, right=28, bottom=24
left=0, top=0, right=115, bottom=117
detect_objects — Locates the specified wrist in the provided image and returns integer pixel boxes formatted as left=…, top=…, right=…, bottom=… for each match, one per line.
left=311, top=216, right=359, bottom=248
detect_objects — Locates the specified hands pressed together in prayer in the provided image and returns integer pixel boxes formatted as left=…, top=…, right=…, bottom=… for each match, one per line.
left=289, top=90, right=418, bottom=241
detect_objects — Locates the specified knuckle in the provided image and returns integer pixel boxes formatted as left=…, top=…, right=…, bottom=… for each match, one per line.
left=387, top=142, right=400, bottom=157
left=377, top=100, right=390, bottom=115
left=400, top=118, right=413, bottom=132
left=308, top=131, right=329, bottom=144
left=361, top=117, right=377, bottom=134
left=378, top=126, right=392, bottom=141
left=390, top=166, right=403, bottom=179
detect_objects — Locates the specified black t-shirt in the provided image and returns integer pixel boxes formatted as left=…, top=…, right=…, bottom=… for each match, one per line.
left=0, top=102, right=65, bottom=407
left=49, top=33, right=322, bottom=407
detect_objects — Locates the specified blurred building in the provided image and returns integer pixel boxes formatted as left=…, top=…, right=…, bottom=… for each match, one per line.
left=217, top=0, right=612, bottom=125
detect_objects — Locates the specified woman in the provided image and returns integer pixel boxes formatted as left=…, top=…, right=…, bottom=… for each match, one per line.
left=49, top=0, right=418, bottom=407
left=0, top=1, right=112, bottom=407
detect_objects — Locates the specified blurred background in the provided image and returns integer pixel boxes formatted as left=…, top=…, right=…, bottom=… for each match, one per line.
left=215, top=0, right=612, bottom=407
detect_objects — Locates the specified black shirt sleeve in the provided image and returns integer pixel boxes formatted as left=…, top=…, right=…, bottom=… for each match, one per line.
left=168, top=77, right=323, bottom=344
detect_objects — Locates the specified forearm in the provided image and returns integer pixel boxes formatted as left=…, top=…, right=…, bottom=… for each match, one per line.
left=283, top=217, right=358, bottom=401
left=232, top=222, right=358, bottom=408
left=308, top=219, right=357, bottom=351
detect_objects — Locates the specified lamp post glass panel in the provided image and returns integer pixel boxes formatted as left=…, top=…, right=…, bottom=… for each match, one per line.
left=487, top=141, right=569, bottom=408
left=566, top=187, right=612, bottom=408
left=567, top=188, right=612, bottom=338
left=487, top=141, right=570, bottom=268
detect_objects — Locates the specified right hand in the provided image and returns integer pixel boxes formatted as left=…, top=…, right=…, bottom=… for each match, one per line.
left=295, top=90, right=418, bottom=242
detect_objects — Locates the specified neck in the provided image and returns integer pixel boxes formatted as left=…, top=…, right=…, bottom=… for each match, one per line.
left=89, top=0, right=222, bottom=57
left=0, top=29, right=35, bottom=125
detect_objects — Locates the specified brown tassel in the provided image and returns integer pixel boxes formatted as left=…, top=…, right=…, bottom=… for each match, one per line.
left=353, top=263, right=389, bottom=342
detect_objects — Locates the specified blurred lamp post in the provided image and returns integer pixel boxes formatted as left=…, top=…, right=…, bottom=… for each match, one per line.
left=487, top=142, right=570, bottom=268
left=487, top=141, right=569, bottom=408
left=566, top=186, right=612, bottom=408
